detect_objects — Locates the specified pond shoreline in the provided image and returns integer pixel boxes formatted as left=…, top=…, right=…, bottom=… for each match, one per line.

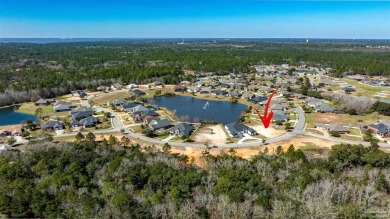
left=148, top=95, right=248, bottom=124
left=0, top=105, right=37, bottom=126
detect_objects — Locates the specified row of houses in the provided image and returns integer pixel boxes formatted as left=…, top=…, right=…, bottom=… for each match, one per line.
left=0, top=126, right=23, bottom=137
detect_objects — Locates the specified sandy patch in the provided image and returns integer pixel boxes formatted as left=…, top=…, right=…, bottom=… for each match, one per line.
left=193, top=124, right=228, bottom=145
left=247, top=122, right=286, bottom=138
left=65, top=96, right=82, bottom=102
left=166, top=135, right=339, bottom=167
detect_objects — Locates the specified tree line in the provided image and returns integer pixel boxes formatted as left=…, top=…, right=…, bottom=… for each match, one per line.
left=1, top=140, right=390, bottom=218
left=1, top=41, right=390, bottom=106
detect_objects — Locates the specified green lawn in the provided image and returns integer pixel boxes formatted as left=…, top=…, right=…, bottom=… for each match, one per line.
left=349, top=128, right=361, bottom=136
left=342, top=78, right=390, bottom=98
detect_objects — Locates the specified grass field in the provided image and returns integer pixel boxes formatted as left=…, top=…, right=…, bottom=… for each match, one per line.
left=348, top=128, right=361, bottom=136
left=93, top=91, right=131, bottom=104
left=305, top=112, right=389, bottom=128
left=15, top=102, right=70, bottom=117
left=342, top=78, right=390, bottom=98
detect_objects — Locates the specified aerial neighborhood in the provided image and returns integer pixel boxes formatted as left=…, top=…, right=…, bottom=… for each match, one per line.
left=2, top=62, right=389, bottom=150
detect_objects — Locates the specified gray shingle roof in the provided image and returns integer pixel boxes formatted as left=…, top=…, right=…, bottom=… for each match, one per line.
left=169, top=123, right=193, bottom=136
left=149, top=119, right=172, bottom=130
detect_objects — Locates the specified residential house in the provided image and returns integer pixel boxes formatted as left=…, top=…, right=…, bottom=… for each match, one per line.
left=35, top=98, right=55, bottom=106
left=127, top=105, right=149, bottom=114
left=131, top=108, right=160, bottom=123
left=225, top=122, right=257, bottom=138
left=180, top=81, right=191, bottom=86
left=250, top=96, right=268, bottom=103
left=226, top=91, right=241, bottom=98
left=316, top=123, right=349, bottom=133
left=220, top=83, right=230, bottom=89
left=97, top=86, right=110, bottom=92
left=129, top=89, right=146, bottom=96
left=107, top=99, right=126, bottom=106
left=53, top=102, right=76, bottom=112
left=0, top=129, right=9, bottom=137
left=211, top=90, right=227, bottom=96
left=11, top=127, right=22, bottom=137
left=367, top=122, right=390, bottom=138
left=291, top=93, right=306, bottom=99
left=71, top=110, right=94, bottom=120
left=341, top=86, right=356, bottom=93
left=242, top=92, right=255, bottom=100
left=120, top=102, right=138, bottom=111
left=314, top=103, right=336, bottom=113
left=69, top=120, right=80, bottom=128
left=187, top=86, right=200, bottom=93
left=79, top=116, right=99, bottom=128
left=258, top=87, right=274, bottom=94
left=127, top=84, right=138, bottom=89
left=305, top=98, right=322, bottom=107
left=199, top=89, right=211, bottom=94
left=41, top=120, right=64, bottom=131
left=320, top=77, right=336, bottom=86
left=194, top=81, right=204, bottom=87
left=172, top=85, right=186, bottom=92
left=272, top=112, right=289, bottom=122
left=72, top=90, right=87, bottom=98
left=111, top=84, right=123, bottom=90
left=153, top=81, right=163, bottom=87
left=271, top=103, right=287, bottom=111
left=169, top=123, right=193, bottom=137
left=149, top=119, right=172, bottom=131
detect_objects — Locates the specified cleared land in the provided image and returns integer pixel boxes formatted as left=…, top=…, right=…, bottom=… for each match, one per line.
left=193, top=124, right=228, bottom=145
left=247, top=121, right=285, bottom=138
left=305, top=112, right=390, bottom=128
left=93, top=91, right=131, bottom=104
left=342, top=78, right=390, bottom=98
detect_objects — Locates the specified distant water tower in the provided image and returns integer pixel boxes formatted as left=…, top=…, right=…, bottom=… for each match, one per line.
left=306, top=39, right=309, bottom=43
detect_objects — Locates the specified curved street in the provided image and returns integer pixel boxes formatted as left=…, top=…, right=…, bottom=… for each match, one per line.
left=52, top=96, right=390, bottom=148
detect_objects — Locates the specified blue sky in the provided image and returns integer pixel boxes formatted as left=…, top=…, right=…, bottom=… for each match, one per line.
left=0, top=0, right=389, bottom=38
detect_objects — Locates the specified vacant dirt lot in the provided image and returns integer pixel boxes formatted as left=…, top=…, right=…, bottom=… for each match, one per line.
left=166, top=135, right=338, bottom=166
left=247, top=122, right=286, bottom=138
left=193, top=124, right=228, bottom=145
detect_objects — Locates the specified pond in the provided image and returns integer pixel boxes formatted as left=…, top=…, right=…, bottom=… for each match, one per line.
left=0, top=106, right=37, bottom=126
left=148, top=96, right=248, bottom=124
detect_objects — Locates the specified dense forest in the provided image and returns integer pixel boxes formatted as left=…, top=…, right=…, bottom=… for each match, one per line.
left=1, top=141, right=390, bottom=218
left=0, top=40, right=390, bottom=106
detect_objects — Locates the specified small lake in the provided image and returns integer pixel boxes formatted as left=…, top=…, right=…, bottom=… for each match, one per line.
left=0, top=106, right=37, bottom=126
left=148, top=96, right=248, bottom=124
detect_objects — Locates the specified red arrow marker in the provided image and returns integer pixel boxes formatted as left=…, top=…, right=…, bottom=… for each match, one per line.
left=255, top=90, right=277, bottom=128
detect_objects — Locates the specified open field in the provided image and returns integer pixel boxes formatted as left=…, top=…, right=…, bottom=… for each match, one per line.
left=167, top=135, right=337, bottom=166
left=305, top=112, right=390, bottom=128
left=16, top=102, right=70, bottom=117
left=192, top=124, right=228, bottom=145
left=93, top=91, right=131, bottom=104
left=247, top=121, right=284, bottom=138
left=342, top=78, right=390, bottom=98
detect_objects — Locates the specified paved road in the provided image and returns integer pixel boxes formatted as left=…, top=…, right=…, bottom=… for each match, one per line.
left=293, top=107, right=305, bottom=132
left=57, top=95, right=390, bottom=148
